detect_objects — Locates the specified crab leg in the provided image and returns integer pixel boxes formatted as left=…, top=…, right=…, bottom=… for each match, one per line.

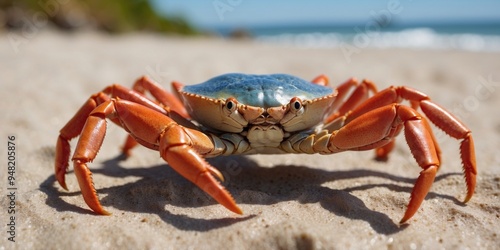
left=311, top=74, right=329, bottom=86
left=328, top=104, right=439, bottom=223
left=55, top=84, right=169, bottom=189
left=347, top=86, right=474, bottom=190
left=159, top=125, right=241, bottom=213
left=327, top=85, right=476, bottom=223
left=324, top=78, right=378, bottom=124
left=71, top=99, right=241, bottom=215
left=120, top=76, right=193, bottom=156
left=55, top=92, right=110, bottom=190
left=131, top=76, right=189, bottom=118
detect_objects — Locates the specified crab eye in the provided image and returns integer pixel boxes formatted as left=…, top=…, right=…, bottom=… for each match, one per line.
left=225, top=97, right=238, bottom=112
left=289, top=97, right=303, bottom=113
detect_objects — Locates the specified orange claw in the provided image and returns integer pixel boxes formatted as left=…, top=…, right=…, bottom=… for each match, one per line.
left=59, top=94, right=242, bottom=215
left=160, top=124, right=242, bottom=214
left=162, top=144, right=242, bottom=214
left=400, top=165, right=437, bottom=224
left=74, top=160, right=111, bottom=215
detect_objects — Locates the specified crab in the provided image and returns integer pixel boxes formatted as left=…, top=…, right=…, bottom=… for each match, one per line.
left=54, top=73, right=476, bottom=223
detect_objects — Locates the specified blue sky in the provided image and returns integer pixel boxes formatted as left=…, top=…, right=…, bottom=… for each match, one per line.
left=151, top=0, right=500, bottom=29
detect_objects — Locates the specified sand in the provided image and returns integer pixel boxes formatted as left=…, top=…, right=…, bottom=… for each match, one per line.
left=0, top=30, right=499, bottom=249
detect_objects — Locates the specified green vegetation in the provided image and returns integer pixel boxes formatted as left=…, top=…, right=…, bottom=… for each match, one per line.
left=1, top=0, right=197, bottom=35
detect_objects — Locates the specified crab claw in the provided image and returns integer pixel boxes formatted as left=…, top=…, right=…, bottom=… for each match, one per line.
left=160, top=125, right=243, bottom=215
left=74, top=160, right=111, bottom=215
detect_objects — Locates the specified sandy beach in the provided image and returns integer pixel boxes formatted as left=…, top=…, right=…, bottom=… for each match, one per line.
left=0, top=30, right=499, bottom=249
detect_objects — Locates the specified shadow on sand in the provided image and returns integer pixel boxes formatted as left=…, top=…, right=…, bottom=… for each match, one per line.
left=40, top=154, right=462, bottom=234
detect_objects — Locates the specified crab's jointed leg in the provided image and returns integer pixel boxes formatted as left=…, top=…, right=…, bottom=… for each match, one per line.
left=323, top=78, right=378, bottom=124
left=55, top=92, right=108, bottom=190
left=322, top=85, right=476, bottom=223
left=131, top=76, right=189, bottom=118
left=119, top=76, right=191, bottom=156
left=55, top=81, right=170, bottom=190
left=66, top=98, right=241, bottom=215
left=311, top=74, right=329, bottom=86
left=321, top=77, right=395, bottom=159
left=55, top=76, right=194, bottom=187
left=54, top=77, right=236, bottom=215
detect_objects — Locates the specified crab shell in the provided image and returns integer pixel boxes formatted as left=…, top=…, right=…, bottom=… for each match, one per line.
left=174, top=73, right=337, bottom=133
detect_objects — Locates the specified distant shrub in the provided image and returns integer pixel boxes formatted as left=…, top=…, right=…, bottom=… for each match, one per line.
left=1, top=0, right=197, bottom=35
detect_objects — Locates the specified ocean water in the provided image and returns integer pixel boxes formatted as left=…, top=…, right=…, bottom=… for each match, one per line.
left=219, top=22, right=500, bottom=52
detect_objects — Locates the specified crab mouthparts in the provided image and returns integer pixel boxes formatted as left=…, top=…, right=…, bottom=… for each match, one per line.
left=244, top=124, right=285, bottom=148
left=243, top=105, right=288, bottom=125
left=250, top=114, right=280, bottom=125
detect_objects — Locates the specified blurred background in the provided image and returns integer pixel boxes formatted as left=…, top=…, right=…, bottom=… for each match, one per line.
left=1, top=0, right=500, bottom=50
left=1, top=2, right=499, bottom=249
